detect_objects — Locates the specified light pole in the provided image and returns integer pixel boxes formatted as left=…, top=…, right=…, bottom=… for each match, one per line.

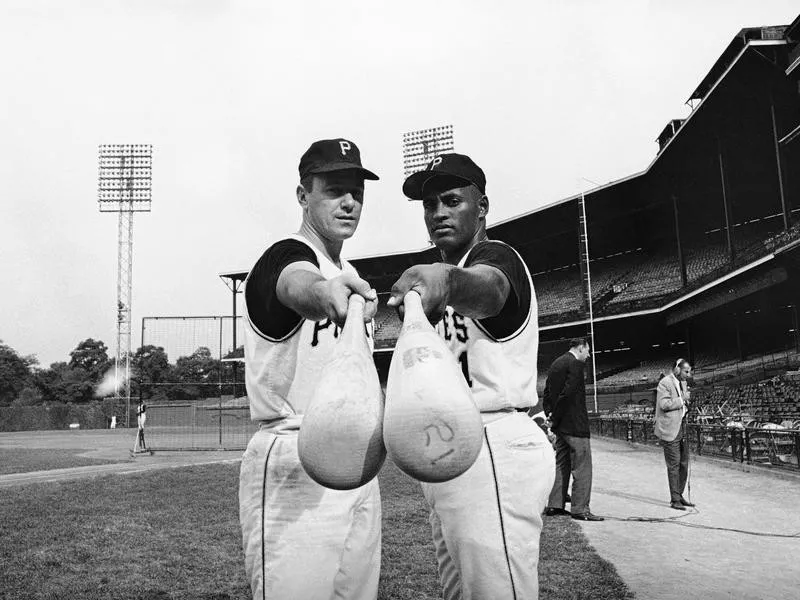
left=579, top=177, right=600, bottom=413
left=98, top=144, right=152, bottom=427
left=402, top=125, right=454, bottom=179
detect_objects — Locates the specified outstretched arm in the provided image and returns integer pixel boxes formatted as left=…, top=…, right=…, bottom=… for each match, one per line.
left=387, top=263, right=509, bottom=323
left=277, top=263, right=377, bottom=327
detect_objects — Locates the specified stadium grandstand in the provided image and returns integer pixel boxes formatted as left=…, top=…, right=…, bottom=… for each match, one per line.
left=220, top=14, right=800, bottom=419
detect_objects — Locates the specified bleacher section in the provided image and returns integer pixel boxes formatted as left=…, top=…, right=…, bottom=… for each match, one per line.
left=593, top=353, right=638, bottom=379
left=602, top=370, right=800, bottom=425
left=532, top=267, right=582, bottom=318
left=690, top=371, right=800, bottom=425
left=595, top=348, right=800, bottom=391
left=605, top=252, right=683, bottom=306
left=531, top=219, right=800, bottom=325
left=373, top=301, right=402, bottom=350
left=692, top=349, right=800, bottom=385
left=685, top=242, right=729, bottom=283
left=595, top=357, right=675, bottom=387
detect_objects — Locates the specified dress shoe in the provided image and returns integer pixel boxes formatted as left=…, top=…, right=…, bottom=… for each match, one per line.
left=670, top=501, right=687, bottom=510
left=544, top=507, right=571, bottom=517
left=679, top=497, right=695, bottom=507
left=571, top=512, right=604, bottom=521
left=565, top=493, right=572, bottom=503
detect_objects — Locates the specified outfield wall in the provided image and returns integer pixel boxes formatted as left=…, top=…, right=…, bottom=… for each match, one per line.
left=0, top=399, right=125, bottom=432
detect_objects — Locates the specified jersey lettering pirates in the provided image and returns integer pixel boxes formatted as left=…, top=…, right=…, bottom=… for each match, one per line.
left=243, top=234, right=373, bottom=428
left=435, top=240, right=538, bottom=413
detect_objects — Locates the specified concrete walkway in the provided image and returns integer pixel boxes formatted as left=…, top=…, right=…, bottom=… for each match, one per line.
left=577, top=438, right=800, bottom=600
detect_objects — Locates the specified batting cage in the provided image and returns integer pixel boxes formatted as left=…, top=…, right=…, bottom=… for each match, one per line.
left=139, top=316, right=256, bottom=450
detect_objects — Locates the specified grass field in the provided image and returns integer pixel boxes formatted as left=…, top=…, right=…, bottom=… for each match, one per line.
left=0, top=458, right=632, bottom=600
left=0, top=448, right=119, bottom=475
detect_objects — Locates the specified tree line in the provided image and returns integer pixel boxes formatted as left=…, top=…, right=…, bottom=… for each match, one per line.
left=0, top=338, right=244, bottom=407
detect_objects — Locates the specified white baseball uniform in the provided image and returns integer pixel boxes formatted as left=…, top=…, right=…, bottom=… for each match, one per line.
left=426, top=240, right=556, bottom=600
left=239, top=234, right=381, bottom=600
left=137, top=402, right=147, bottom=429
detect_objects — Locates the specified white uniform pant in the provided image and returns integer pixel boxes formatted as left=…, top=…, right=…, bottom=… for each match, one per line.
left=239, top=426, right=381, bottom=600
left=421, top=411, right=555, bottom=600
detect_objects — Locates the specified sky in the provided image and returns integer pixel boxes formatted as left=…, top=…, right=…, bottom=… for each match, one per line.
left=1, top=0, right=798, bottom=367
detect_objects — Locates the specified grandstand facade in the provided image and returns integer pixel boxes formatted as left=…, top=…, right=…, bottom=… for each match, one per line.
left=353, top=16, right=800, bottom=409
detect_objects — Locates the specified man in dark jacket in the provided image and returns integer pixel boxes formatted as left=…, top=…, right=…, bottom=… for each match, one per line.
left=542, top=338, right=603, bottom=521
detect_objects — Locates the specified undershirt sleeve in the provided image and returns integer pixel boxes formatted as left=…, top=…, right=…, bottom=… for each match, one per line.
left=245, top=239, right=319, bottom=339
left=464, top=240, right=532, bottom=339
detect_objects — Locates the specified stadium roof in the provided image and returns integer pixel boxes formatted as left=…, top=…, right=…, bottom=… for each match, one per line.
left=688, top=26, right=788, bottom=102
left=786, top=14, right=800, bottom=74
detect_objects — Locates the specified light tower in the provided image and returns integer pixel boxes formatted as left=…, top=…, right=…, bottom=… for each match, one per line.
left=98, top=144, right=152, bottom=427
left=402, top=125, right=454, bottom=178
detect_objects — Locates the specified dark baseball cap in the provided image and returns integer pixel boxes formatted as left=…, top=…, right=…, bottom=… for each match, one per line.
left=298, top=138, right=379, bottom=181
left=402, top=153, right=486, bottom=200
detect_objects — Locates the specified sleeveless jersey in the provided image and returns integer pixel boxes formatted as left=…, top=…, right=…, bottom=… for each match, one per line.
left=243, top=234, right=373, bottom=427
left=435, top=242, right=539, bottom=413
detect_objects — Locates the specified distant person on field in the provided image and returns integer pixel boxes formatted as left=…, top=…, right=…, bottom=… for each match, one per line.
left=543, top=337, right=603, bottom=521
left=136, top=399, right=147, bottom=450
left=655, top=358, right=695, bottom=510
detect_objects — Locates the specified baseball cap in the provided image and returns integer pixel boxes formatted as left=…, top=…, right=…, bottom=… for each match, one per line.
left=298, top=138, right=379, bottom=181
left=402, top=153, right=486, bottom=200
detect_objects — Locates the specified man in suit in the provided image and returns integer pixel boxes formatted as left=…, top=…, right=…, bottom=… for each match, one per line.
left=655, top=358, right=696, bottom=510
left=543, top=338, right=603, bottom=521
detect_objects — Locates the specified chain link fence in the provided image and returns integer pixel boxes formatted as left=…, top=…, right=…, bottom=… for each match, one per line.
left=140, top=316, right=250, bottom=450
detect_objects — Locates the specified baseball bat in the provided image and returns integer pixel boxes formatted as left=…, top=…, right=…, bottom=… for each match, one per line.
left=298, top=294, right=386, bottom=490
left=383, top=290, right=483, bottom=482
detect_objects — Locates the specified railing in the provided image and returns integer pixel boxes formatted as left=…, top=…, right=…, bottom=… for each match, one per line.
left=590, top=417, right=800, bottom=471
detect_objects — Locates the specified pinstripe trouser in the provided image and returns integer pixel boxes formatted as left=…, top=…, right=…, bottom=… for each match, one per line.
left=421, top=412, right=556, bottom=600
left=239, top=426, right=381, bottom=600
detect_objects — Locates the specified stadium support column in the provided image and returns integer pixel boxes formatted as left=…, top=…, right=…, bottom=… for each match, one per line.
left=231, top=280, right=242, bottom=398
left=734, top=312, right=743, bottom=361
left=218, top=272, right=246, bottom=398
left=717, top=137, right=736, bottom=263
left=672, top=194, right=687, bottom=287
left=218, top=320, right=223, bottom=446
left=770, top=92, right=791, bottom=230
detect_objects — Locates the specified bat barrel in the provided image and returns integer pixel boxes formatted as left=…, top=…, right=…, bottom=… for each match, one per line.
left=297, top=293, right=386, bottom=490
left=383, top=290, right=483, bottom=483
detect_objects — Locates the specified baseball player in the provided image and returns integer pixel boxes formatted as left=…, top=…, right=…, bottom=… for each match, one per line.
left=238, top=138, right=381, bottom=600
left=388, top=153, right=556, bottom=600
left=136, top=399, right=147, bottom=451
